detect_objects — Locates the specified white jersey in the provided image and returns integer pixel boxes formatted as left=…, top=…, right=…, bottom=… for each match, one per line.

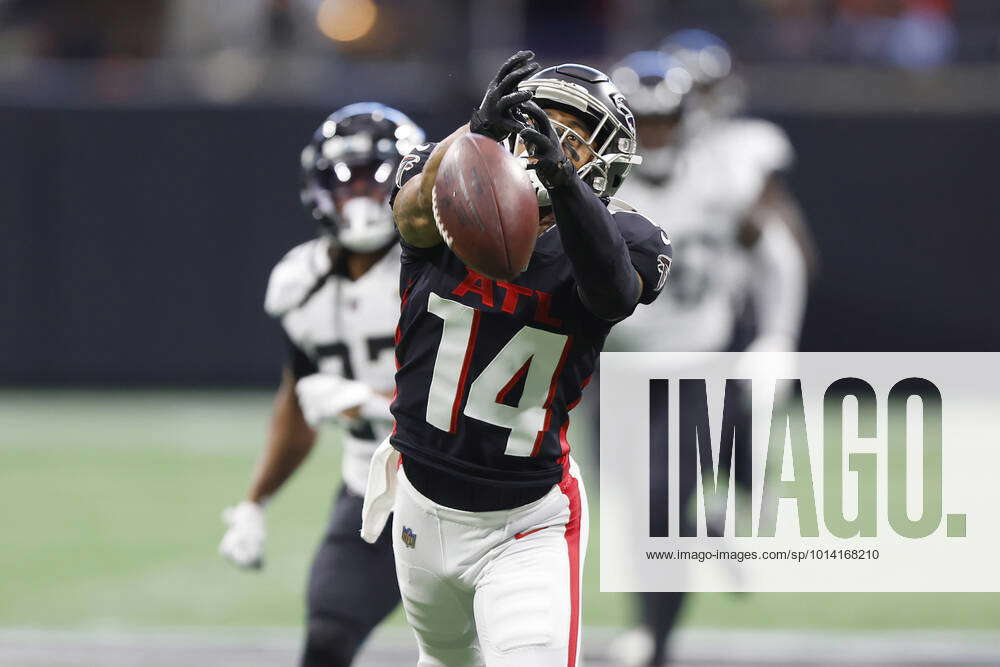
left=264, top=237, right=401, bottom=495
left=607, top=118, right=793, bottom=353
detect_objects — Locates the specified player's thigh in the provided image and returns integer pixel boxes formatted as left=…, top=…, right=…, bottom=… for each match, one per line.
left=307, top=487, right=399, bottom=632
left=392, top=489, right=482, bottom=667
left=475, top=470, right=589, bottom=667
left=473, top=530, right=575, bottom=667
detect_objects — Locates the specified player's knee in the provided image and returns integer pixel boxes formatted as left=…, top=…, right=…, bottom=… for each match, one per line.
left=300, top=617, right=364, bottom=667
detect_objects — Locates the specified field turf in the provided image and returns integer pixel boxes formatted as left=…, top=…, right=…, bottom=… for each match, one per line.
left=2, top=390, right=998, bottom=632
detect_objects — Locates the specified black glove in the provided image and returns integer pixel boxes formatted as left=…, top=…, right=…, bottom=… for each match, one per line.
left=470, top=51, right=538, bottom=142
left=518, top=101, right=575, bottom=189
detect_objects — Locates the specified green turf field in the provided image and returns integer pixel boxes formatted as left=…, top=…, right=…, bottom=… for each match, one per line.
left=2, top=389, right=998, bottom=632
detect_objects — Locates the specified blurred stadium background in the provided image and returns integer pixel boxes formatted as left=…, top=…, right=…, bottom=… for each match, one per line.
left=2, top=0, right=999, bottom=665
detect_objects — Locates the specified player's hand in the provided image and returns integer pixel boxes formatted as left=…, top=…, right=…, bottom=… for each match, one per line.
left=295, top=373, right=373, bottom=428
left=518, top=101, right=575, bottom=189
left=470, top=50, right=538, bottom=142
left=219, top=501, right=266, bottom=570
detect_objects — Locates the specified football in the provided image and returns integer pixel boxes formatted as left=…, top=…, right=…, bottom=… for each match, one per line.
left=432, top=133, right=539, bottom=281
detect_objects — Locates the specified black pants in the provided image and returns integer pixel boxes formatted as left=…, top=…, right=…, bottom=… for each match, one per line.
left=591, top=307, right=758, bottom=665
left=642, top=375, right=754, bottom=666
left=301, top=485, right=399, bottom=667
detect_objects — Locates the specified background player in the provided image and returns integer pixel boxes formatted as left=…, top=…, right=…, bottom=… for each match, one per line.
left=375, top=51, right=672, bottom=666
left=606, top=33, right=815, bottom=667
left=218, top=103, right=424, bottom=666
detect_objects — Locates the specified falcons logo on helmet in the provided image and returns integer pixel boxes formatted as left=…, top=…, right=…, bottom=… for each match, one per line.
left=611, top=92, right=636, bottom=133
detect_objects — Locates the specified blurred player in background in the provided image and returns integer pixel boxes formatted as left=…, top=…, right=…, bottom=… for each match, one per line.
left=218, top=103, right=424, bottom=666
left=606, top=32, right=815, bottom=666
left=365, top=51, right=671, bottom=666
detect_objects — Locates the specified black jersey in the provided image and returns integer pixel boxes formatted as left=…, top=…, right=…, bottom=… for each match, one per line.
left=389, top=142, right=672, bottom=495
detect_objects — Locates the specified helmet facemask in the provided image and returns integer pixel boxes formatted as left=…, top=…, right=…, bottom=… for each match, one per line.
left=300, top=103, right=425, bottom=252
left=302, top=155, right=398, bottom=252
left=660, top=30, right=745, bottom=122
left=336, top=194, right=396, bottom=252
left=509, top=117, right=605, bottom=207
left=509, top=77, right=642, bottom=206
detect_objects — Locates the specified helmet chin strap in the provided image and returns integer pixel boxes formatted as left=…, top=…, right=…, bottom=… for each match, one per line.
left=337, top=197, right=396, bottom=252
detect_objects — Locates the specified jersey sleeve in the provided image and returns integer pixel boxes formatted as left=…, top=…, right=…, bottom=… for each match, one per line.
left=283, top=331, right=318, bottom=380
left=389, top=141, right=445, bottom=265
left=614, top=211, right=673, bottom=305
left=733, top=119, right=794, bottom=177
left=388, top=142, right=437, bottom=208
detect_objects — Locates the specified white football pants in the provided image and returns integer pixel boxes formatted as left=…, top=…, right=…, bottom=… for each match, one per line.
left=391, top=458, right=589, bottom=667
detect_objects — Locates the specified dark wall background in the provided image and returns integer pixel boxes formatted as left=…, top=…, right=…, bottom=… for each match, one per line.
left=2, top=106, right=997, bottom=386
left=777, top=113, right=1000, bottom=352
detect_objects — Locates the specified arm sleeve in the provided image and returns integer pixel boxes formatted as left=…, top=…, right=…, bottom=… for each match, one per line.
left=615, top=211, right=673, bottom=305
left=747, top=217, right=807, bottom=348
left=548, top=174, right=644, bottom=320
left=283, top=331, right=318, bottom=380
left=389, top=142, right=441, bottom=263
left=388, top=142, right=437, bottom=208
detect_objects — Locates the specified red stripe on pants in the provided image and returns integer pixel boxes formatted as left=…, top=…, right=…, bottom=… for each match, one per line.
left=559, top=466, right=582, bottom=667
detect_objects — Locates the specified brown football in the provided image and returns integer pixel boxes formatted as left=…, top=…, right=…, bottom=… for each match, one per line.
left=432, top=133, right=539, bottom=281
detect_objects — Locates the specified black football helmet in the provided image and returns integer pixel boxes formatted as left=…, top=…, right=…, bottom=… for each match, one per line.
left=660, top=29, right=745, bottom=120
left=516, top=64, right=641, bottom=205
left=610, top=51, right=692, bottom=181
left=300, top=102, right=425, bottom=252
left=610, top=51, right=691, bottom=119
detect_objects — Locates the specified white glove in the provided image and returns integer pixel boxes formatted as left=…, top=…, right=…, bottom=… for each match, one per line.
left=219, top=501, right=266, bottom=570
left=295, top=373, right=373, bottom=429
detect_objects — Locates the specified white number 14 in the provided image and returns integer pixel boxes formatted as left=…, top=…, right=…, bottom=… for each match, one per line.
left=425, top=292, right=570, bottom=456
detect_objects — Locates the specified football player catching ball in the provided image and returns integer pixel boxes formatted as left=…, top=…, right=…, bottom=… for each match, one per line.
left=364, top=51, right=672, bottom=667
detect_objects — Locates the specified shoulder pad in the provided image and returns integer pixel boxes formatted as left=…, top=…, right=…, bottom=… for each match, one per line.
left=607, top=197, right=638, bottom=214
left=724, top=118, right=794, bottom=174
left=613, top=210, right=672, bottom=303
left=264, top=238, right=332, bottom=318
left=613, top=208, right=664, bottom=241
